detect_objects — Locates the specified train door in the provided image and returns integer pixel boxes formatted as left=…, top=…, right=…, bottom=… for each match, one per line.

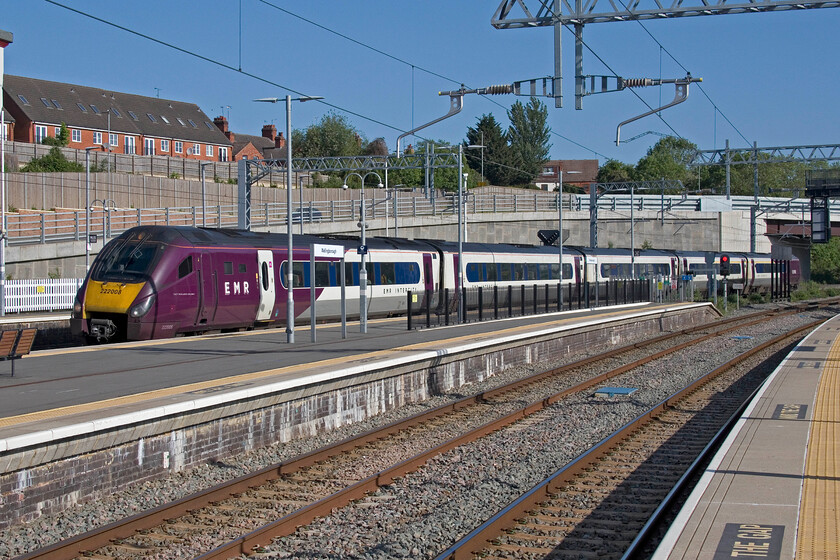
left=573, top=256, right=582, bottom=284
left=422, top=253, right=435, bottom=309
left=197, top=252, right=217, bottom=325
left=256, top=250, right=275, bottom=322
left=740, top=258, right=749, bottom=292
left=670, top=258, right=678, bottom=285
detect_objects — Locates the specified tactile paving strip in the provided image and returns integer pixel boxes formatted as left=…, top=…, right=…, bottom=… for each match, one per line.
left=797, top=334, right=840, bottom=558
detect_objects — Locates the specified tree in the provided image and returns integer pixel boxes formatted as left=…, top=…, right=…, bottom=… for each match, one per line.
left=364, top=137, right=388, bottom=156
left=507, top=98, right=551, bottom=185
left=597, top=159, right=636, bottom=183
left=293, top=112, right=365, bottom=158
left=634, top=136, right=697, bottom=186
left=464, top=114, right=514, bottom=186
left=21, top=146, right=84, bottom=172
left=811, top=237, right=840, bottom=283
left=42, top=123, right=69, bottom=147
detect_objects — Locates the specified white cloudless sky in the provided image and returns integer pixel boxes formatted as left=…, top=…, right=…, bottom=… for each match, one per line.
left=4, top=0, right=839, bottom=166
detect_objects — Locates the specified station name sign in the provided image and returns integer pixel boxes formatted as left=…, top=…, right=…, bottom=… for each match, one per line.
left=313, top=244, right=344, bottom=259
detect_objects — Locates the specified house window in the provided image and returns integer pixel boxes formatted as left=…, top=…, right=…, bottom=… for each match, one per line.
left=219, top=147, right=229, bottom=162
left=40, top=97, right=51, bottom=108
left=542, top=167, right=553, bottom=175
left=128, top=111, right=139, bottom=121
left=206, top=145, right=214, bottom=157
left=90, top=105, right=101, bottom=114
left=54, top=127, right=61, bottom=137
left=174, top=141, right=183, bottom=154
left=161, top=139, right=170, bottom=153
left=161, top=115, right=170, bottom=124
left=187, top=119, right=197, bottom=128
left=177, top=118, right=186, bottom=126
left=109, top=133, right=119, bottom=148
left=77, top=103, right=88, bottom=113
left=125, top=136, right=136, bottom=154
left=110, top=107, right=122, bottom=118
left=36, top=125, right=48, bottom=143
left=147, top=113, right=157, bottom=123
left=144, top=138, right=155, bottom=156
left=52, top=99, right=62, bottom=109
left=93, top=132, right=102, bottom=145
left=17, top=94, right=29, bottom=105
left=71, top=129, right=81, bottom=143
left=192, top=144, right=201, bottom=156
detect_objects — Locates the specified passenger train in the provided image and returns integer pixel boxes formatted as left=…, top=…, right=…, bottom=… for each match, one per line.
left=70, top=225, right=800, bottom=343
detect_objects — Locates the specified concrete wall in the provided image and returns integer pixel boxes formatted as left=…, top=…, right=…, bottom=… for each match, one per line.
left=4, top=208, right=769, bottom=280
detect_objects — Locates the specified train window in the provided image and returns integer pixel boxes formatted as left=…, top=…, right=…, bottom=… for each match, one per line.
left=379, top=262, right=396, bottom=285
left=730, top=263, right=742, bottom=275
left=223, top=261, right=233, bottom=275
left=466, top=263, right=481, bottom=283
left=261, top=262, right=269, bottom=291
left=92, top=239, right=163, bottom=282
left=499, top=263, right=512, bottom=281
left=527, top=264, right=538, bottom=281
left=239, top=264, right=247, bottom=273
left=485, top=263, right=497, bottom=282
left=394, top=262, right=420, bottom=284
left=178, top=256, right=193, bottom=279
left=315, top=262, right=331, bottom=287
left=513, top=264, right=525, bottom=281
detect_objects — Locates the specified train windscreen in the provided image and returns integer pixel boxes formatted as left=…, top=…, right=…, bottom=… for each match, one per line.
left=91, top=237, right=164, bottom=283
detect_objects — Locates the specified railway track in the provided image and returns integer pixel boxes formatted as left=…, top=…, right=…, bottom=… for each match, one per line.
left=12, top=304, right=827, bottom=560
left=436, top=319, right=820, bottom=560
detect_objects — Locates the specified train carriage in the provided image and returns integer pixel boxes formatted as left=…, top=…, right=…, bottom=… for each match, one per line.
left=71, top=225, right=801, bottom=343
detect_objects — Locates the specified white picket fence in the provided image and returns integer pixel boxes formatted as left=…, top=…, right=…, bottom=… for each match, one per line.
left=3, top=278, right=83, bottom=313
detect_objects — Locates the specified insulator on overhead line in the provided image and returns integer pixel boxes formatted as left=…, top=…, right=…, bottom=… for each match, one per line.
left=484, top=84, right=514, bottom=95
left=623, top=78, right=656, bottom=88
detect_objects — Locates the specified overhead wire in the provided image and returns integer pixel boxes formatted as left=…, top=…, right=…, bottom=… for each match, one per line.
left=615, top=0, right=753, bottom=146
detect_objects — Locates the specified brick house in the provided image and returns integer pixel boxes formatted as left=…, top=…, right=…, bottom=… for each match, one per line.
left=535, top=159, right=599, bottom=191
left=2, top=74, right=232, bottom=161
left=213, top=116, right=286, bottom=161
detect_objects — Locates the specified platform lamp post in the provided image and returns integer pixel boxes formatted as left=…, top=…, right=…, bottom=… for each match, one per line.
left=254, top=94, right=323, bottom=344
left=84, top=146, right=100, bottom=273
left=558, top=170, right=581, bottom=308
left=342, top=172, right=383, bottom=334
left=0, top=29, right=12, bottom=316
left=199, top=162, right=211, bottom=227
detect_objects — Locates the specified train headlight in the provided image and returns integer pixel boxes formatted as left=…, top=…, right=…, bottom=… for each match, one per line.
left=73, top=298, right=82, bottom=314
left=129, top=294, right=156, bottom=318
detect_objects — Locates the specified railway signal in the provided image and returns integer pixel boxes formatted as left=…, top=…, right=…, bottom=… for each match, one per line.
left=720, top=254, right=731, bottom=277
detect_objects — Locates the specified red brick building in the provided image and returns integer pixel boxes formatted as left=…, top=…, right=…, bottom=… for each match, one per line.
left=213, top=116, right=286, bottom=161
left=535, top=159, right=599, bottom=191
left=2, top=75, right=232, bottom=161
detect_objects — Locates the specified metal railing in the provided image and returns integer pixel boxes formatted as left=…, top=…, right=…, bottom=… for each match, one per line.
left=0, top=191, right=825, bottom=248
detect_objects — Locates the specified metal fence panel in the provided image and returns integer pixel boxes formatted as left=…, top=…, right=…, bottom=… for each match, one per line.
left=4, top=278, right=83, bottom=313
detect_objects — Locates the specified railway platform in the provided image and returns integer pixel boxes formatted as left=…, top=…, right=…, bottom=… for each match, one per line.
left=0, top=301, right=718, bottom=529
left=653, top=313, right=840, bottom=559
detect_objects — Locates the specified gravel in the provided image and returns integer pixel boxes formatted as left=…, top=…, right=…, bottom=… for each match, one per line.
left=0, top=303, right=832, bottom=560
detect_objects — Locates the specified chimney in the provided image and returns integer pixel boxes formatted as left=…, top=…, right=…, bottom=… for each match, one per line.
left=262, top=124, right=276, bottom=142
left=275, top=132, right=286, bottom=150
left=214, top=116, right=234, bottom=142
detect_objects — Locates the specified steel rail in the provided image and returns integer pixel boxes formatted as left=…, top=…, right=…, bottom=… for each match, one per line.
left=434, top=319, right=821, bottom=560
left=13, top=305, right=824, bottom=560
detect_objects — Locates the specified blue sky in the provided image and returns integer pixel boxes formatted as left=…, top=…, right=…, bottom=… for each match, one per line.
left=3, top=1, right=838, bottom=167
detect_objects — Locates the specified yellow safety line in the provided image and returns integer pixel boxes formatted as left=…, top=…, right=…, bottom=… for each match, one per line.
left=797, top=333, right=840, bottom=558
left=0, top=304, right=664, bottom=430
